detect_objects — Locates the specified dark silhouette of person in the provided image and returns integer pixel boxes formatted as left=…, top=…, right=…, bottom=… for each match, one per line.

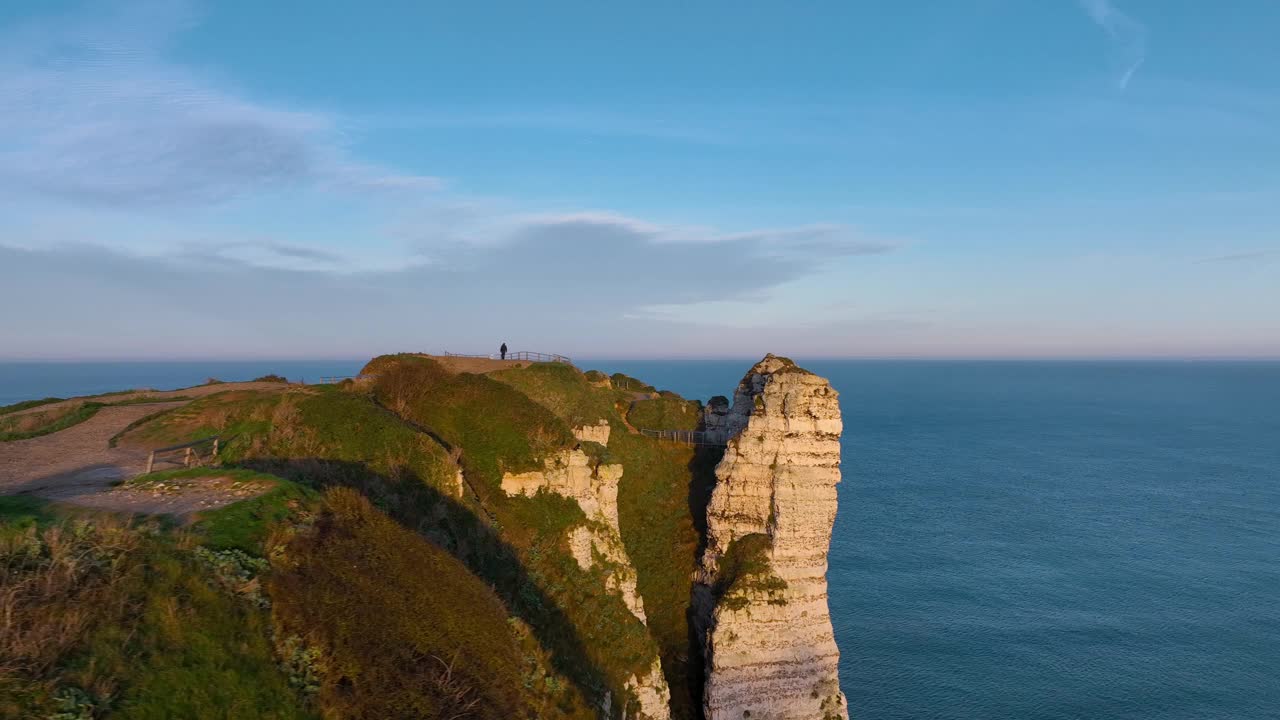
left=500, top=342, right=508, bottom=360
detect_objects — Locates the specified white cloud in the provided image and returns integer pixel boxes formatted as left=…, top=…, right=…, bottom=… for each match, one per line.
left=0, top=1, right=438, bottom=209
left=1077, top=0, right=1147, bottom=90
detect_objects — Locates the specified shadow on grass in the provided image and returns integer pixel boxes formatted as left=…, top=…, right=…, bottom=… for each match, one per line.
left=233, top=455, right=607, bottom=708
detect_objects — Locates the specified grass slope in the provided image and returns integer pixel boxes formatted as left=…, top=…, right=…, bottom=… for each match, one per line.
left=269, top=488, right=531, bottom=719
left=0, top=495, right=313, bottom=720
left=366, top=355, right=664, bottom=712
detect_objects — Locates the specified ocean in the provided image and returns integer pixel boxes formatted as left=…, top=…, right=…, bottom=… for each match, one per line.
left=3, top=358, right=1278, bottom=719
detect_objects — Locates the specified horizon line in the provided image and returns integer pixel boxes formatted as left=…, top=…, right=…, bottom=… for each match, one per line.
left=2, top=354, right=1279, bottom=364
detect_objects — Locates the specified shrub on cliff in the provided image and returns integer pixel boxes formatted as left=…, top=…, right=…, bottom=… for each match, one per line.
left=252, top=374, right=289, bottom=383
left=626, top=396, right=702, bottom=432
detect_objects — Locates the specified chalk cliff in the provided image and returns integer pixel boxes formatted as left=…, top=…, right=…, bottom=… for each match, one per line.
left=502, top=436, right=672, bottom=719
left=695, top=355, right=847, bottom=720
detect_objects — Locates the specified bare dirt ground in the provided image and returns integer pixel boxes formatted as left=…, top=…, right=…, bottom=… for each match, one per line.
left=0, top=381, right=290, bottom=515
left=58, top=474, right=275, bottom=516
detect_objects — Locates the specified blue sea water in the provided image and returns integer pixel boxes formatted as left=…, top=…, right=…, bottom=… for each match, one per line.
left=3, top=359, right=1278, bottom=719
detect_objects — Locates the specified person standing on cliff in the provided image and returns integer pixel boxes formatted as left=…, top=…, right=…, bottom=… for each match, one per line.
left=500, top=342, right=507, bottom=360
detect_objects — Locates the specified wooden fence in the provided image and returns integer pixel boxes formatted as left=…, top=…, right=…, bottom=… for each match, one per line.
left=317, top=374, right=377, bottom=384
left=638, top=428, right=728, bottom=447
left=144, top=435, right=222, bottom=474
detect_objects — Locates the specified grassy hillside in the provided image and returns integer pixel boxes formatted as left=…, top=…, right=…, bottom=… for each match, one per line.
left=0, top=491, right=312, bottom=720
left=365, top=356, right=664, bottom=712
left=5, top=355, right=724, bottom=719
left=270, top=488, right=544, bottom=719
left=488, top=360, right=717, bottom=718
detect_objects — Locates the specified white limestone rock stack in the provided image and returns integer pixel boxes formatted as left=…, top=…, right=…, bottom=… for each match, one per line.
left=694, top=354, right=847, bottom=720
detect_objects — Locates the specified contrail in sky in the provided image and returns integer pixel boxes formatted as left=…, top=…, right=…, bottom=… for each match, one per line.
left=1078, top=0, right=1147, bottom=90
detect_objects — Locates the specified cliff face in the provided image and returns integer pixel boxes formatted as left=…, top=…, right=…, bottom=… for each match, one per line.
left=502, top=432, right=672, bottom=719
left=695, top=355, right=847, bottom=720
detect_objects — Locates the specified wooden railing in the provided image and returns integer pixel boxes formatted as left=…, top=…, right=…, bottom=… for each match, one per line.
left=443, top=351, right=572, bottom=364
left=144, top=435, right=222, bottom=474
left=639, top=428, right=728, bottom=447
left=507, top=351, right=571, bottom=364
left=318, top=374, right=377, bottom=384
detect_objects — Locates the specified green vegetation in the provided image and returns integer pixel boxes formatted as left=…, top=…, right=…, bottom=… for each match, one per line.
left=0, top=402, right=104, bottom=442
left=269, top=488, right=550, bottom=718
left=116, top=390, right=281, bottom=449
left=715, top=533, right=788, bottom=610
left=491, top=362, right=617, bottom=427
left=626, top=396, right=702, bottom=431
left=4, top=353, right=730, bottom=719
left=252, top=374, right=289, bottom=383
left=365, top=355, right=573, bottom=487
left=366, top=355, right=665, bottom=711
left=107, top=406, right=184, bottom=448
left=0, top=495, right=59, bottom=525
left=0, top=498, right=312, bottom=720
left=490, top=358, right=722, bottom=717
left=155, top=469, right=313, bottom=554
left=613, top=432, right=719, bottom=717
left=610, top=373, right=656, bottom=393
left=0, top=397, right=63, bottom=416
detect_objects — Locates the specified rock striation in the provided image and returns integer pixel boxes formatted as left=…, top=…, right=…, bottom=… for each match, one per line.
left=694, top=355, right=847, bottom=720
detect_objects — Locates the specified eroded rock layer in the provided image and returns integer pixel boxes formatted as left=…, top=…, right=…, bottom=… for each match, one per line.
left=695, top=354, right=848, bottom=720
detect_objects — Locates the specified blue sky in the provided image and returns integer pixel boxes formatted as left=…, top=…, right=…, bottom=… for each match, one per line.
left=1, top=0, right=1277, bottom=359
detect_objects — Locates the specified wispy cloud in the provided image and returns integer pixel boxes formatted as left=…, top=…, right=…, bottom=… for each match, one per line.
left=0, top=1, right=904, bottom=358
left=1077, top=0, right=1147, bottom=90
left=0, top=224, right=900, bottom=357
left=0, top=1, right=438, bottom=209
left=1195, top=250, right=1269, bottom=264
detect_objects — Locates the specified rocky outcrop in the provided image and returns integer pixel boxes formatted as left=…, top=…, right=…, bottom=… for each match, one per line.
left=567, top=524, right=647, bottom=622
left=502, top=449, right=670, bottom=719
left=625, top=658, right=673, bottom=720
left=573, top=420, right=612, bottom=446
left=694, top=355, right=847, bottom=720
left=502, top=449, right=625, bottom=532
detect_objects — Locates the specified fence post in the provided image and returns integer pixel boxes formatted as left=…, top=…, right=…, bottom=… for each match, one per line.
left=184, top=447, right=192, bottom=468
left=146, top=451, right=154, bottom=474
left=212, top=438, right=219, bottom=458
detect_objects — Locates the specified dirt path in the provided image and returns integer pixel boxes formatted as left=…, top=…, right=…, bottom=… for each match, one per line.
left=0, top=389, right=278, bottom=515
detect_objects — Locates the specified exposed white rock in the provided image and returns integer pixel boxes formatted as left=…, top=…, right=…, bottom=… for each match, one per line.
left=574, top=420, right=612, bottom=446
left=695, top=354, right=848, bottom=720
left=502, top=449, right=622, bottom=530
left=503, top=453, right=643, bottom=618
left=502, top=449, right=670, bottom=718
left=626, top=657, right=673, bottom=720
left=567, top=524, right=647, bottom=623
